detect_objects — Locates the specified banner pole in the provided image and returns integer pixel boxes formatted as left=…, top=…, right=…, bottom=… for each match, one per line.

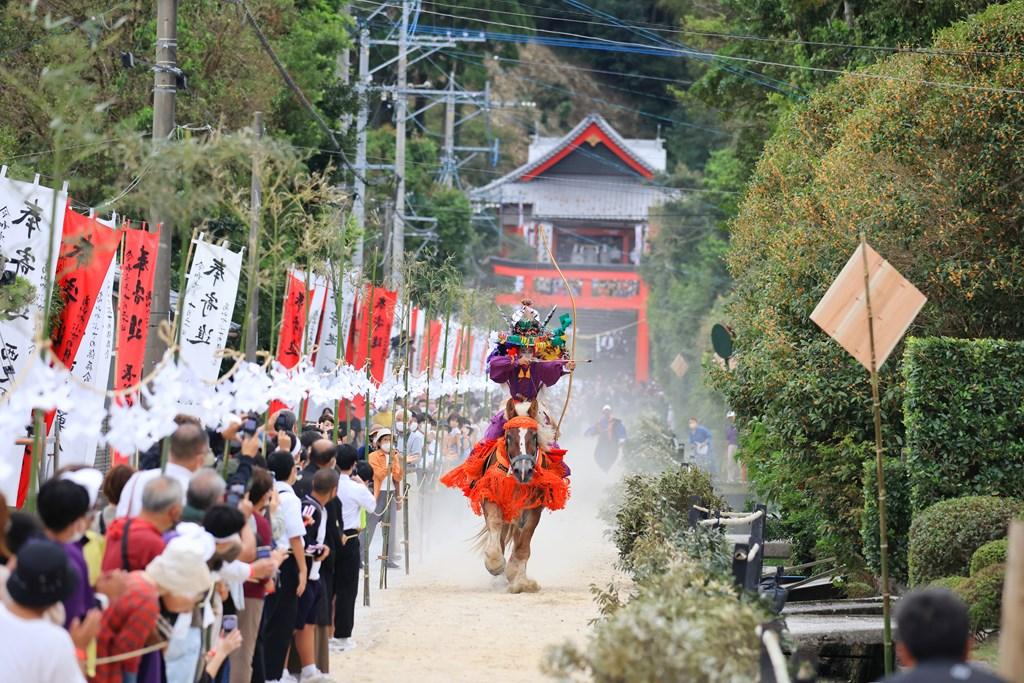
left=861, top=234, right=893, bottom=675
left=362, top=249, right=377, bottom=607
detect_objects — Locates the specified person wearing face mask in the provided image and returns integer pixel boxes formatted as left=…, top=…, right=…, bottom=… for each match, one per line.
left=37, top=477, right=100, bottom=635
left=393, top=409, right=424, bottom=476
left=365, top=429, right=403, bottom=569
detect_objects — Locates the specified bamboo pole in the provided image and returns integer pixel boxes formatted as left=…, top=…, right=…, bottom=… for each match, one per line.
left=999, top=521, right=1024, bottom=682
left=860, top=235, right=893, bottom=675
left=402, top=294, right=414, bottom=575
left=331, top=264, right=345, bottom=445
left=380, top=285, right=409, bottom=589
left=362, top=250, right=377, bottom=607
left=431, top=304, right=453, bottom=485
left=419, top=305, right=434, bottom=559
left=161, top=226, right=199, bottom=471
left=297, top=266, right=313, bottom=426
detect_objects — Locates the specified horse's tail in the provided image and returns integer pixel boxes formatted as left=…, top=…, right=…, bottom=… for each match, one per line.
left=470, top=515, right=514, bottom=555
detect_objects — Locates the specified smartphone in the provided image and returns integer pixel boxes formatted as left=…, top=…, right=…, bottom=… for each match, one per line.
left=240, top=418, right=259, bottom=437
left=256, top=545, right=271, bottom=560
left=222, top=614, right=237, bottom=633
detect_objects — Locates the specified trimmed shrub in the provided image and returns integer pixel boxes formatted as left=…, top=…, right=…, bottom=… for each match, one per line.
left=613, top=466, right=724, bottom=571
left=930, top=576, right=969, bottom=596
left=861, top=455, right=911, bottom=583
left=961, top=563, right=1005, bottom=632
left=544, top=556, right=767, bottom=682
left=907, top=496, right=1022, bottom=585
left=970, top=539, right=1009, bottom=577
left=903, top=337, right=1024, bottom=511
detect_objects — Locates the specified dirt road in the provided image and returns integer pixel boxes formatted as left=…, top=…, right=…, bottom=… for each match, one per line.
left=329, top=448, right=618, bottom=682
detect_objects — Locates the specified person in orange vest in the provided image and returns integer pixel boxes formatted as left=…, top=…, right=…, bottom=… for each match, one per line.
left=364, top=429, right=403, bottom=569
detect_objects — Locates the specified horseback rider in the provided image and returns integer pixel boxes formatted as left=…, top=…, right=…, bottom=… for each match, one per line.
left=482, top=299, right=575, bottom=448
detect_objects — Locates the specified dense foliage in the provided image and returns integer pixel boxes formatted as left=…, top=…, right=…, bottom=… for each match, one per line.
left=961, top=563, right=1006, bottom=632
left=712, top=2, right=1024, bottom=565
left=861, top=456, right=911, bottom=583
left=613, top=467, right=724, bottom=571
left=907, top=495, right=1022, bottom=585
left=903, top=337, right=1024, bottom=511
left=970, top=539, right=1009, bottom=577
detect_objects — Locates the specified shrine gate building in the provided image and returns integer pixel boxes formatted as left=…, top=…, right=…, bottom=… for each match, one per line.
left=471, top=114, right=676, bottom=383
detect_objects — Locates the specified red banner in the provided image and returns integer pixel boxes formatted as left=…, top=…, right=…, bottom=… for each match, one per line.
left=51, top=207, right=121, bottom=368
left=421, top=319, right=442, bottom=374
left=348, top=285, right=397, bottom=385
left=114, top=228, right=158, bottom=404
left=268, top=273, right=310, bottom=418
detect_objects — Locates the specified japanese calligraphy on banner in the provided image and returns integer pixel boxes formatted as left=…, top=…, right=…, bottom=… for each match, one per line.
left=0, top=172, right=67, bottom=502
left=51, top=207, right=121, bottom=369
left=276, top=272, right=309, bottom=369
left=178, top=238, right=244, bottom=407
left=57, top=258, right=115, bottom=467
left=114, top=228, right=159, bottom=404
left=349, top=285, right=397, bottom=385
left=297, top=270, right=328, bottom=360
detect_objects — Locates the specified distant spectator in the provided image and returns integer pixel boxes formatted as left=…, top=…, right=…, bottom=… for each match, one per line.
left=182, top=468, right=226, bottom=523
left=0, top=540, right=86, bottom=683
left=688, top=417, right=713, bottom=472
left=97, top=464, right=135, bottom=535
left=882, top=588, right=1006, bottom=682
left=331, top=446, right=376, bottom=652
left=118, top=422, right=210, bottom=517
left=103, top=476, right=183, bottom=572
left=37, top=477, right=96, bottom=630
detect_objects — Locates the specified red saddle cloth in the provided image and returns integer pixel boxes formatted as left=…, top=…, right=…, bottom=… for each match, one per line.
left=440, top=438, right=570, bottom=522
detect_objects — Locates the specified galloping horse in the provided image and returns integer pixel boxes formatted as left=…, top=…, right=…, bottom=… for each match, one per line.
left=442, top=398, right=569, bottom=594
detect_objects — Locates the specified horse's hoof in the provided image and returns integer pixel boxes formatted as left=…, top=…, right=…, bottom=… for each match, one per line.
left=508, top=577, right=540, bottom=594
left=485, top=557, right=506, bottom=576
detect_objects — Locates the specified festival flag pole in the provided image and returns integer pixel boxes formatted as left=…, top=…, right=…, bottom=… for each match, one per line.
left=110, top=228, right=128, bottom=469
left=298, top=266, right=313, bottom=426
left=331, top=263, right=345, bottom=444
left=419, top=305, right=434, bottom=560
left=431, top=302, right=453, bottom=487
left=402, top=293, right=414, bottom=575
left=380, top=283, right=409, bottom=590
left=362, top=249, right=377, bottom=607
left=162, top=225, right=199, bottom=471
left=25, top=165, right=67, bottom=512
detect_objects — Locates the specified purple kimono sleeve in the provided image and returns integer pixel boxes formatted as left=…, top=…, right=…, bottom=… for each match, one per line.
left=533, top=360, right=567, bottom=387
left=489, top=354, right=514, bottom=383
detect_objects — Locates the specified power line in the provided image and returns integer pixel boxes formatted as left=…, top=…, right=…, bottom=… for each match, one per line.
left=416, top=0, right=1024, bottom=60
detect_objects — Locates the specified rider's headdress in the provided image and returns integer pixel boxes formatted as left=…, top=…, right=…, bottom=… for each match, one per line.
left=494, top=298, right=572, bottom=361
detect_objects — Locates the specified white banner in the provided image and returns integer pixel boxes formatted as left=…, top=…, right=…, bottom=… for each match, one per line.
left=179, top=239, right=244, bottom=409
left=295, top=270, right=328, bottom=359
left=0, top=171, right=67, bottom=500
left=57, top=258, right=115, bottom=466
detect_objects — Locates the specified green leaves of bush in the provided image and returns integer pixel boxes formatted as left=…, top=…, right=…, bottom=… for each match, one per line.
left=970, top=539, right=1008, bottom=577
left=861, top=456, right=911, bottom=583
left=907, top=495, right=1022, bottom=585
left=903, top=337, right=1024, bottom=511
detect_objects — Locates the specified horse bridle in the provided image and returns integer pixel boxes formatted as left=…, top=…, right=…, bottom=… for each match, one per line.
left=503, top=415, right=541, bottom=479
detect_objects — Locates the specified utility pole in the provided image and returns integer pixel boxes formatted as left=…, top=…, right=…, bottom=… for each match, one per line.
left=440, top=70, right=456, bottom=188
left=391, top=0, right=409, bottom=288
left=244, top=112, right=263, bottom=362
left=146, top=0, right=178, bottom=370
left=352, top=24, right=370, bottom=274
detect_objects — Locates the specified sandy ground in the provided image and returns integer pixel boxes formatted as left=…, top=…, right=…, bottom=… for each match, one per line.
left=329, top=439, right=619, bottom=682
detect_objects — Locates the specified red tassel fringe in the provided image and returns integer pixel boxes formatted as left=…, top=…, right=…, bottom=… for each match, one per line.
left=440, top=438, right=570, bottom=522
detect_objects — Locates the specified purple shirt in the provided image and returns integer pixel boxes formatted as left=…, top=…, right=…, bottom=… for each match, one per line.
left=63, top=538, right=95, bottom=628
left=488, top=355, right=566, bottom=401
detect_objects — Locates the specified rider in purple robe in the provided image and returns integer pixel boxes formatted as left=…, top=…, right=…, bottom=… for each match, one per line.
left=482, top=351, right=572, bottom=441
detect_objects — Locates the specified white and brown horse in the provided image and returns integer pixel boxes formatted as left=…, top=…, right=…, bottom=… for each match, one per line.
left=477, top=399, right=546, bottom=593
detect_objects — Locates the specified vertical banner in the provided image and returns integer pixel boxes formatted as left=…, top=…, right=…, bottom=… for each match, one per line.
left=50, top=207, right=121, bottom=369
left=0, top=172, right=67, bottom=503
left=268, top=273, right=309, bottom=417
left=422, top=319, right=442, bottom=375
left=114, top=228, right=159, bottom=405
left=349, top=285, right=397, bottom=385
left=178, top=238, right=244, bottom=410
left=297, top=271, right=328, bottom=360
left=308, top=282, right=342, bottom=420
left=56, top=258, right=116, bottom=467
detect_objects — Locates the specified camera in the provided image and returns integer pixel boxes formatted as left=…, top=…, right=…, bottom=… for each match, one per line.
left=225, top=483, right=245, bottom=507
left=240, top=417, right=259, bottom=438
left=222, top=614, right=237, bottom=633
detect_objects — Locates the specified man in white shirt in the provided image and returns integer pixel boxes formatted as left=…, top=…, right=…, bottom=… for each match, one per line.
left=262, top=450, right=309, bottom=683
left=117, top=422, right=210, bottom=518
left=292, top=469, right=337, bottom=682
left=0, top=540, right=87, bottom=683
left=331, top=445, right=377, bottom=652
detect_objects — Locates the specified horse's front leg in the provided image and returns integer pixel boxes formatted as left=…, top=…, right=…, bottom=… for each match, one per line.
left=482, top=501, right=507, bottom=576
left=507, top=507, right=542, bottom=593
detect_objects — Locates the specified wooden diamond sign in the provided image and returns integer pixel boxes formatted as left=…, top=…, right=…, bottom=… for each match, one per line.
left=811, top=242, right=927, bottom=371
left=670, top=353, right=689, bottom=378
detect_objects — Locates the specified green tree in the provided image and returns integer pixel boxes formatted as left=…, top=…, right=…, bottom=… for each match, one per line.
left=711, top=0, right=1024, bottom=562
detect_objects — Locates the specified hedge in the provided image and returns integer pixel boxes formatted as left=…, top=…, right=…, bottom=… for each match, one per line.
left=962, top=563, right=1006, bottom=632
left=907, top=495, right=1022, bottom=585
left=903, top=337, right=1024, bottom=511
left=970, top=539, right=1008, bottom=577
left=861, top=455, right=911, bottom=584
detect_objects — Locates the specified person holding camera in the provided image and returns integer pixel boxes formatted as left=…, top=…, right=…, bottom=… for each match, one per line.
left=290, top=468, right=338, bottom=683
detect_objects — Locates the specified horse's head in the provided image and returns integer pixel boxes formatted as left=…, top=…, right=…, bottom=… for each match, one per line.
left=504, top=399, right=540, bottom=484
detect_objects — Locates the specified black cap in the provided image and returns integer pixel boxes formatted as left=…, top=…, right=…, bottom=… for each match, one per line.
left=6, top=539, right=76, bottom=609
